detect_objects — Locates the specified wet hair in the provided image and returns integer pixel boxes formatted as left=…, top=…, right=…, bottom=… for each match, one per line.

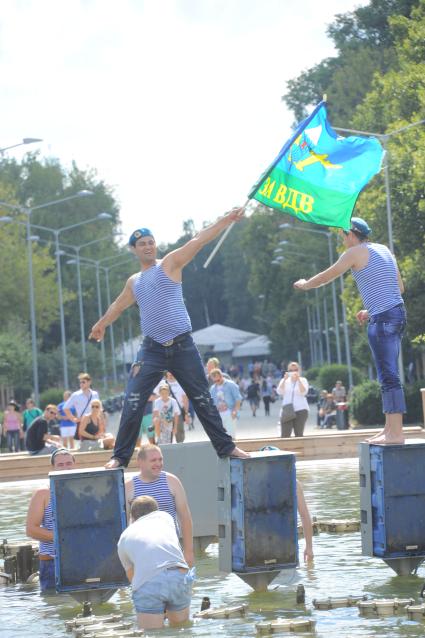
left=131, top=495, right=158, bottom=520
left=51, top=448, right=75, bottom=466
left=137, top=443, right=161, bottom=461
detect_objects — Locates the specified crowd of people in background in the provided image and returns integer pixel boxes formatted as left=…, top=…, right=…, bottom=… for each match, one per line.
left=0, top=358, right=351, bottom=454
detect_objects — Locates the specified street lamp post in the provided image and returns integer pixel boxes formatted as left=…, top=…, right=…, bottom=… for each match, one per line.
left=61, top=234, right=114, bottom=371
left=0, top=190, right=93, bottom=402
left=280, top=223, right=342, bottom=364
left=66, top=254, right=134, bottom=391
left=0, top=137, right=43, bottom=154
left=30, top=212, right=110, bottom=389
left=334, top=119, right=425, bottom=385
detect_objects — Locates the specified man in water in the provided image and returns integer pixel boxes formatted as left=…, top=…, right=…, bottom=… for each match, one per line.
left=117, top=495, right=194, bottom=630
left=26, top=448, right=76, bottom=592
left=89, top=208, right=249, bottom=467
left=294, top=217, right=405, bottom=444
left=125, top=443, right=193, bottom=568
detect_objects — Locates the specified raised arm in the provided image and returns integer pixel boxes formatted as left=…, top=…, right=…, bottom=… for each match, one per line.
left=89, top=275, right=137, bottom=342
left=162, top=207, right=244, bottom=277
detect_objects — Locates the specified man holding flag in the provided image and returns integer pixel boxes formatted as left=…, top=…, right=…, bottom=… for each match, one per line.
left=293, top=217, right=406, bottom=445
left=246, top=100, right=406, bottom=444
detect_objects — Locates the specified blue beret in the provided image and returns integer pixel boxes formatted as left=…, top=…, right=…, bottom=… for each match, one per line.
left=128, top=228, right=155, bottom=246
left=351, top=217, right=372, bottom=236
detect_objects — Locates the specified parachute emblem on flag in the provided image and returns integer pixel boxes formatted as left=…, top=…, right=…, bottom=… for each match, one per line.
left=288, top=126, right=342, bottom=172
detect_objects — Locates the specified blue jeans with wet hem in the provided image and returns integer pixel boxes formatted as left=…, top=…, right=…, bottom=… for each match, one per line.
left=367, top=304, right=406, bottom=414
left=112, top=333, right=235, bottom=465
left=39, top=559, right=55, bottom=592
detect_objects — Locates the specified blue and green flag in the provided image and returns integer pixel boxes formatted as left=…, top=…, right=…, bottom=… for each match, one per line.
left=248, top=101, right=384, bottom=229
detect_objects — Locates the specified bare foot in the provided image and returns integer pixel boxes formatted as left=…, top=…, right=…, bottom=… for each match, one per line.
left=105, top=458, right=122, bottom=469
left=229, top=446, right=250, bottom=459
left=368, top=433, right=405, bottom=445
left=365, top=428, right=385, bottom=442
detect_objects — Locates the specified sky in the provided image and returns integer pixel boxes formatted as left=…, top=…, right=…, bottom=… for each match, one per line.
left=1, top=0, right=367, bottom=244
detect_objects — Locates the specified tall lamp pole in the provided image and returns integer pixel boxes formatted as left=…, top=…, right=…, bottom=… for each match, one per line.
left=0, top=137, right=43, bottom=154
left=280, top=224, right=342, bottom=364
left=0, top=190, right=93, bottom=402
left=61, top=234, right=114, bottom=370
left=30, top=212, right=111, bottom=388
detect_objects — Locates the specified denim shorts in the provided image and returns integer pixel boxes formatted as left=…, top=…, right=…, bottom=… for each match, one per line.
left=132, top=567, right=195, bottom=614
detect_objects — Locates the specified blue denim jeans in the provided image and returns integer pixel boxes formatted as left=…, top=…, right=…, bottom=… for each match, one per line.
left=132, top=567, right=195, bottom=614
left=367, top=304, right=406, bottom=414
left=113, top=333, right=235, bottom=465
left=39, top=559, right=55, bottom=592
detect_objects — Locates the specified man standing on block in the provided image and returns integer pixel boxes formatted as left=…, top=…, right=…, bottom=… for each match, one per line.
left=89, top=208, right=249, bottom=467
left=294, top=217, right=405, bottom=444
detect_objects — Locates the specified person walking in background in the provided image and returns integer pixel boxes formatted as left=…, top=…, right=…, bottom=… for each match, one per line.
left=165, top=372, right=189, bottom=443
left=209, top=368, right=242, bottom=439
left=89, top=209, right=249, bottom=468
left=261, top=375, right=274, bottom=416
left=153, top=383, right=180, bottom=445
left=57, top=391, right=77, bottom=449
left=294, top=217, right=406, bottom=444
left=3, top=400, right=23, bottom=453
left=277, top=362, right=309, bottom=437
left=137, top=394, right=157, bottom=446
left=22, top=399, right=42, bottom=442
left=246, top=377, right=261, bottom=417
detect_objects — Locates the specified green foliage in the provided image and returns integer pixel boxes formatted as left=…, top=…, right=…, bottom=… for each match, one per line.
left=350, top=381, right=383, bottom=425
left=39, top=388, right=64, bottom=409
left=317, top=364, right=363, bottom=392
left=305, top=366, right=321, bottom=383
left=283, top=0, right=420, bottom=122
left=0, top=322, right=33, bottom=402
left=350, top=379, right=425, bottom=425
left=404, top=380, right=425, bottom=424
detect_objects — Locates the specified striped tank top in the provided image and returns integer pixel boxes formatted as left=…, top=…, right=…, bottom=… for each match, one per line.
left=39, top=498, right=55, bottom=557
left=132, top=472, right=179, bottom=533
left=352, top=243, right=403, bottom=317
left=133, top=263, right=192, bottom=344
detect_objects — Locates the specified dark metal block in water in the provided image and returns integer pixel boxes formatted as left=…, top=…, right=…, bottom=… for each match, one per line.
left=359, top=441, right=425, bottom=574
left=50, top=467, right=128, bottom=598
left=218, top=451, right=297, bottom=590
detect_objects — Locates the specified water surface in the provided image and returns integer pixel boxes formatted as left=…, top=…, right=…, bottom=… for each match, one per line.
left=1, top=458, right=425, bottom=637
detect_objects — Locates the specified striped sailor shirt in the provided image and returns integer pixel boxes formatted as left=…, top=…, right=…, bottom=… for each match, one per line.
left=132, top=471, right=179, bottom=534
left=133, top=263, right=192, bottom=344
left=39, top=498, right=55, bottom=557
left=351, top=243, right=403, bottom=317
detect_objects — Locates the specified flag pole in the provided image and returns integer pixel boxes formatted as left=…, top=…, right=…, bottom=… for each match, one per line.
left=203, top=198, right=250, bottom=269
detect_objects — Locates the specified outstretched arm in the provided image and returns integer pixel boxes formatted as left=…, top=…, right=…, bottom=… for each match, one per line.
left=89, top=275, right=136, bottom=342
left=294, top=249, right=357, bottom=291
left=163, top=207, right=244, bottom=277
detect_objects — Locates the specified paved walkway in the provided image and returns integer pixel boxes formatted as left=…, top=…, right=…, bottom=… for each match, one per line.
left=174, top=400, right=328, bottom=444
